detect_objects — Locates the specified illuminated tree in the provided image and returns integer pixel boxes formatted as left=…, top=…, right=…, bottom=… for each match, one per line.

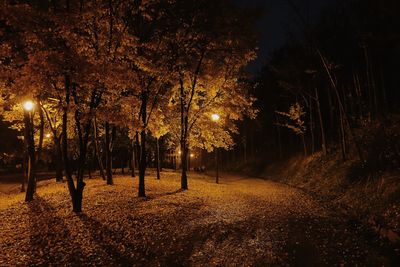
left=1, top=0, right=136, bottom=211
left=162, top=0, right=257, bottom=189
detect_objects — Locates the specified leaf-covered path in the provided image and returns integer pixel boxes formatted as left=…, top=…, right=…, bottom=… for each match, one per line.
left=0, top=171, right=396, bottom=266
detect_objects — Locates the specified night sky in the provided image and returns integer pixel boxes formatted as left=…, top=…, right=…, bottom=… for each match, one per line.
left=235, top=0, right=334, bottom=72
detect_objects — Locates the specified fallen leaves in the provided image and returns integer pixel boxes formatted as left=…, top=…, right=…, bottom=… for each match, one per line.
left=0, top=172, right=397, bottom=266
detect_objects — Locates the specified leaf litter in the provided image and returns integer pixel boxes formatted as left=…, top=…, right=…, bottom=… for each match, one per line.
left=0, top=171, right=396, bottom=266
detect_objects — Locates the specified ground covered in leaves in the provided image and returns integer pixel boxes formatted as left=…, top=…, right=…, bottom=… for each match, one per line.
left=0, top=171, right=398, bottom=266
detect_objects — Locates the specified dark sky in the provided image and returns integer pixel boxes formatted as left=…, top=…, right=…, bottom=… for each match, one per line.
left=234, top=0, right=334, bottom=72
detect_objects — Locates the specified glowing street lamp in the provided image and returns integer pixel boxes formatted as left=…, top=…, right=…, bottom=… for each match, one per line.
left=211, top=114, right=220, bottom=184
left=22, top=100, right=36, bottom=201
left=45, top=133, right=51, bottom=138
left=188, top=153, right=195, bottom=171
left=211, top=113, right=220, bottom=122
left=23, top=100, right=34, bottom=111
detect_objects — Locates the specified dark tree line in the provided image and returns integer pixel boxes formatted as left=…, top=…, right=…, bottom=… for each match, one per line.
left=232, top=0, right=400, bottom=172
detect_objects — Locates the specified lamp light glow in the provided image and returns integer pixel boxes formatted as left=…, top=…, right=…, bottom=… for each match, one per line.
left=211, top=113, right=220, bottom=122
left=23, top=101, right=34, bottom=111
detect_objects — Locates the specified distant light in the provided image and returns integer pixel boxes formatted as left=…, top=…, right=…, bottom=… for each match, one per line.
left=178, top=151, right=181, bottom=154
left=190, top=153, right=194, bottom=158
left=45, top=133, right=51, bottom=138
left=211, top=114, right=220, bottom=122
left=23, top=101, right=34, bottom=111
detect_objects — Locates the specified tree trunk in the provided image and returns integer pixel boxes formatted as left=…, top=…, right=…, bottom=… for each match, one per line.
left=243, top=135, right=247, bottom=164
left=73, top=112, right=90, bottom=212
left=21, top=157, right=26, bottom=192
left=138, top=90, right=147, bottom=197
left=138, top=129, right=146, bottom=197
left=62, top=75, right=80, bottom=212
left=93, top=117, right=106, bottom=180
left=131, top=139, right=135, bottom=177
left=315, top=88, right=327, bottom=156
left=309, top=96, right=315, bottom=154
left=156, top=137, right=160, bottom=180
left=121, top=154, right=125, bottom=175
left=72, top=97, right=95, bottom=211
left=301, top=134, right=308, bottom=157
left=276, top=117, right=283, bottom=159
left=339, top=108, right=347, bottom=161
left=179, top=79, right=189, bottom=190
left=353, top=73, right=364, bottom=120
left=54, top=136, right=63, bottom=182
left=41, top=103, right=63, bottom=182
left=215, top=147, right=219, bottom=184
left=180, top=140, right=188, bottom=190
left=105, top=122, right=113, bottom=185
left=317, top=49, right=364, bottom=162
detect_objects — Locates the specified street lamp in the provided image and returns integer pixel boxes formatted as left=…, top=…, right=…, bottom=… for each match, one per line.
left=22, top=100, right=36, bottom=201
left=23, top=100, right=34, bottom=111
left=211, top=113, right=220, bottom=122
left=188, top=153, right=194, bottom=171
left=211, top=114, right=220, bottom=184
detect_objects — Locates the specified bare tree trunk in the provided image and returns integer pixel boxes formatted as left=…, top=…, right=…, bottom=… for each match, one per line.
left=309, top=95, right=315, bottom=154
left=339, top=108, right=347, bottom=161
left=353, top=73, right=364, bottom=121
left=275, top=115, right=283, bottom=159
left=180, top=79, right=188, bottom=190
left=315, top=88, right=327, bottom=156
left=131, top=138, right=135, bottom=177
left=93, top=117, right=106, bottom=180
left=72, top=86, right=95, bottom=212
left=243, top=135, right=247, bottom=164
left=105, top=122, right=113, bottom=185
left=121, top=153, right=125, bottom=175
left=54, top=136, right=63, bottom=182
left=301, top=134, right=307, bottom=157
left=215, top=147, right=219, bottom=184
left=41, top=103, right=63, bottom=182
left=317, top=49, right=364, bottom=162
left=138, top=90, right=147, bottom=197
left=180, top=140, right=188, bottom=189
left=138, top=129, right=146, bottom=197
left=156, top=137, right=160, bottom=180
left=62, top=75, right=80, bottom=212
left=379, top=66, right=388, bottom=115
left=21, top=157, right=26, bottom=192
left=363, top=45, right=374, bottom=121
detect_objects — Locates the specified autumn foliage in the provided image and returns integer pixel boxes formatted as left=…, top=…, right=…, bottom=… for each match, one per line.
left=0, top=0, right=257, bottom=211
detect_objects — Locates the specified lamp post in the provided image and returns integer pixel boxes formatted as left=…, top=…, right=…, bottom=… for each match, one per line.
left=211, top=113, right=220, bottom=184
left=189, top=153, right=194, bottom=171
left=23, top=100, right=36, bottom=201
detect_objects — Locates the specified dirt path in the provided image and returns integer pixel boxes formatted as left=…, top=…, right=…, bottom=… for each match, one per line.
left=186, top=173, right=396, bottom=266
left=0, top=172, right=397, bottom=266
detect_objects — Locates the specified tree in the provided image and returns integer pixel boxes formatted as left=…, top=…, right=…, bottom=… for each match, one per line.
left=276, top=102, right=307, bottom=156
left=162, top=0, right=257, bottom=189
left=1, top=0, right=135, bottom=211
